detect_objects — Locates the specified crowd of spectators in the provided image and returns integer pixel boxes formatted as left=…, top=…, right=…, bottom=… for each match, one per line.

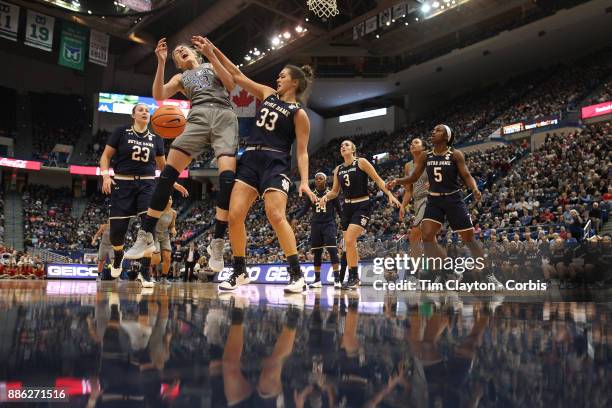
left=585, top=78, right=612, bottom=105
left=0, top=245, right=45, bottom=278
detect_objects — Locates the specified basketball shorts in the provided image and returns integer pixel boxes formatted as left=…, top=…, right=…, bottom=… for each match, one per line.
left=412, top=196, right=428, bottom=227
left=341, top=200, right=371, bottom=231
left=109, top=179, right=155, bottom=218
left=171, top=105, right=238, bottom=158
left=311, top=222, right=338, bottom=250
left=236, top=150, right=292, bottom=197
left=423, top=192, right=473, bottom=231
left=154, top=233, right=171, bottom=253
left=98, top=238, right=114, bottom=262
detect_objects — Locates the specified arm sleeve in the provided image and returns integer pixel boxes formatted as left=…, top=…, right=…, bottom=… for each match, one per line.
left=156, top=136, right=165, bottom=157
left=106, top=127, right=124, bottom=149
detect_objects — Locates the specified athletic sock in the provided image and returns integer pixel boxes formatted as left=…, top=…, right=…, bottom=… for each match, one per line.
left=233, top=256, right=246, bottom=275
left=287, top=254, right=301, bottom=278
left=213, top=220, right=228, bottom=240
left=340, top=253, right=347, bottom=282
left=140, top=257, right=151, bottom=277
left=113, top=250, right=124, bottom=268
left=313, top=271, right=321, bottom=283
left=141, top=215, right=158, bottom=234
left=349, top=266, right=359, bottom=280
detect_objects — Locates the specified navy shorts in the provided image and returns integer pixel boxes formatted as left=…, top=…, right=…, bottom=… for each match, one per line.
left=341, top=200, right=371, bottom=231
left=109, top=179, right=155, bottom=218
left=236, top=150, right=292, bottom=196
left=311, top=222, right=338, bottom=250
left=423, top=192, right=473, bottom=231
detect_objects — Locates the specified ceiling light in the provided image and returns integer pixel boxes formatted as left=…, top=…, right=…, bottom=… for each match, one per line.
left=253, top=50, right=261, bottom=56
left=421, top=3, right=431, bottom=13
left=433, top=2, right=440, bottom=8
left=385, top=21, right=390, bottom=26
left=283, top=31, right=291, bottom=39
left=244, top=55, right=251, bottom=61
left=375, top=34, right=380, bottom=38
left=295, top=25, right=303, bottom=33
left=271, top=37, right=280, bottom=46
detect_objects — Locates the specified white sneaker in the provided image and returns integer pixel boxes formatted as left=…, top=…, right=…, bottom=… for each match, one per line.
left=125, top=230, right=155, bottom=260
left=284, top=276, right=307, bottom=294
left=218, top=271, right=250, bottom=291
left=486, top=273, right=504, bottom=290
left=110, top=253, right=124, bottom=278
left=136, top=272, right=155, bottom=288
left=334, top=281, right=342, bottom=289
left=309, top=280, right=322, bottom=289
left=207, top=238, right=225, bottom=272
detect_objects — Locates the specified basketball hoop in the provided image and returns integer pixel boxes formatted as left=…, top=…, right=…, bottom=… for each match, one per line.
left=307, top=0, right=339, bottom=19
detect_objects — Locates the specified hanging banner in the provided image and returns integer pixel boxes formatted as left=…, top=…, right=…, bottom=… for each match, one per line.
left=230, top=85, right=256, bottom=117
left=0, top=1, right=20, bottom=41
left=379, top=8, right=392, bottom=26
left=353, top=21, right=365, bottom=40
left=24, top=10, right=54, bottom=51
left=365, top=16, right=378, bottom=34
left=89, top=29, right=109, bottom=66
left=392, top=2, right=407, bottom=20
left=58, top=22, right=87, bottom=71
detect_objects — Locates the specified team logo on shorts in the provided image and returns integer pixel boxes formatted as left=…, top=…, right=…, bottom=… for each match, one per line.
left=360, top=217, right=368, bottom=226
left=281, top=179, right=290, bottom=192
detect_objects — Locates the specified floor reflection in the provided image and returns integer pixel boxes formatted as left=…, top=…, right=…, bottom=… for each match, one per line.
left=0, top=281, right=609, bottom=407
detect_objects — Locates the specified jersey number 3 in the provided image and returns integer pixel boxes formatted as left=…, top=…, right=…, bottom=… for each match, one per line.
left=132, top=146, right=150, bottom=162
left=256, top=108, right=279, bottom=131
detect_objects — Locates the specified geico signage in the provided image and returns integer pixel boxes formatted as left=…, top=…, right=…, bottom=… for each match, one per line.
left=46, top=264, right=98, bottom=279
left=214, top=263, right=366, bottom=284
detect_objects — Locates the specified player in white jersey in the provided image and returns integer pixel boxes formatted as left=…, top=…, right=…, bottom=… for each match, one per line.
left=400, top=138, right=429, bottom=279
left=92, top=222, right=113, bottom=280
left=151, top=196, right=177, bottom=284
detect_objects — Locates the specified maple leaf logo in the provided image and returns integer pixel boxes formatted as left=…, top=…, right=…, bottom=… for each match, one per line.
left=232, top=89, right=254, bottom=107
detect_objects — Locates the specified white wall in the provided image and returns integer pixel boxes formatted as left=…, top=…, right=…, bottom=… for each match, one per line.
left=323, top=106, right=396, bottom=140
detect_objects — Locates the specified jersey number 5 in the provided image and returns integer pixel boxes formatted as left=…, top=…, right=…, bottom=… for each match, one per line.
left=256, top=108, right=279, bottom=131
left=433, top=167, right=443, bottom=182
left=132, top=146, right=150, bottom=162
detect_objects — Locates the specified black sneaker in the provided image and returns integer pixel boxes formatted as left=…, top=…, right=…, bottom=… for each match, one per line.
left=219, top=270, right=250, bottom=291
left=342, top=275, right=360, bottom=290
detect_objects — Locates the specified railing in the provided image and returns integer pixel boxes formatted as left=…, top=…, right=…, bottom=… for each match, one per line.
left=583, top=219, right=593, bottom=240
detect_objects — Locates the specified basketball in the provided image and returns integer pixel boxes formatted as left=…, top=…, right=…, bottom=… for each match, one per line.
left=151, top=106, right=186, bottom=139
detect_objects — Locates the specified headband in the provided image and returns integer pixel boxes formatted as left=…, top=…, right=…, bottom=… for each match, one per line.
left=315, top=172, right=327, bottom=179
left=441, top=125, right=452, bottom=142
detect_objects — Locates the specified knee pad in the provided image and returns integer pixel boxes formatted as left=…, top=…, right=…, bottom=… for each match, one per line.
left=109, top=218, right=130, bottom=246
left=217, top=170, right=235, bottom=211
left=327, top=247, right=339, bottom=265
left=313, top=248, right=323, bottom=266
left=150, top=166, right=180, bottom=212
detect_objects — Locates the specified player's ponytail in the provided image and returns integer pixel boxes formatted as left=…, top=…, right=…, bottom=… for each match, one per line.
left=285, top=64, right=314, bottom=105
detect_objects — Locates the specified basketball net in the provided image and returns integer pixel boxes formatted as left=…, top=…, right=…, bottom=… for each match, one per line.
left=307, top=0, right=339, bottom=18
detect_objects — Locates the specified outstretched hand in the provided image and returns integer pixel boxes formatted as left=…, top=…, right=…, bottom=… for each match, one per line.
left=191, top=36, right=214, bottom=56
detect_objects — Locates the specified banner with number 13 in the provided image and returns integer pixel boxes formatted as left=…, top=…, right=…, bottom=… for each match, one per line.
left=24, top=9, right=54, bottom=51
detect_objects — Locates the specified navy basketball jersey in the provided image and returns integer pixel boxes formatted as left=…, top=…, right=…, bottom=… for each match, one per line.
left=246, top=94, right=301, bottom=152
left=295, top=188, right=341, bottom=224
left=337, top=159, right=369, bottom=199
left=425, top=148, right=462, bottom=194
left=106, top=125, right=165, bottom=176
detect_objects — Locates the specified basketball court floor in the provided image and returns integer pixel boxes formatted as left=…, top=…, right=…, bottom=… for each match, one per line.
left=0, top=280, right=609, bottom=406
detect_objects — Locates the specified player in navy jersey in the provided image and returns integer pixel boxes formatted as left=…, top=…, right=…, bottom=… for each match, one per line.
left=321, top=141, right=401, bottom=290
left=125, top=35, right=237, bottom=273
left=203, top=38, right=317, bottom=293
left=291, top=172, right=342, bottom=289
left=99, top=103, right=188, bottom=287
left=388, top=124, right=503, bottom=287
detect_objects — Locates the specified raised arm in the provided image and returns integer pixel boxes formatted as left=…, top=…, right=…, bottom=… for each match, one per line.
left=152, top=38, right=184, bottom=100
left=204, top=37, right=275, bottom=101
left=391, top=153, right=426, bottom=186
left=454, top=149, right=481, bottom=200
left=359, top=158, right=401, bottom=208
left=190, top=36, right=235, bottom=92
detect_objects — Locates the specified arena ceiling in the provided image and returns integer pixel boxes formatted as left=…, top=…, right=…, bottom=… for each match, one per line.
left=16, top=0, right=609, bottom=113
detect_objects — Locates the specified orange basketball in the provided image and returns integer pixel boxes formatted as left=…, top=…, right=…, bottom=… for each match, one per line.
left=151, top=106, right=186, bottom=139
